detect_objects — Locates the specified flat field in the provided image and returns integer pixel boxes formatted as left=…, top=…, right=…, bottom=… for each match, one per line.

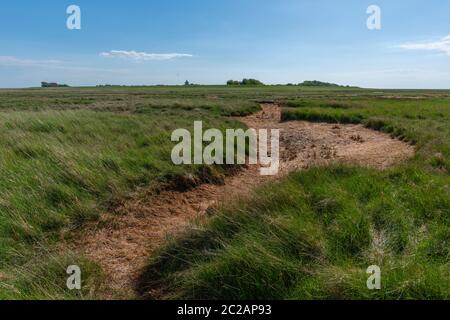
left=0, top=86, right=448, bottom=299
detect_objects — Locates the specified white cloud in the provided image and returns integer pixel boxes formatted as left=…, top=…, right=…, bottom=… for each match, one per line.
left=99, top=50, right=193, bottom=61
left=398, top=35, right=450, bottom=56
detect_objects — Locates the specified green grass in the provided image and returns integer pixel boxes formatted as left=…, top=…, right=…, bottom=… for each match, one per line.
left=0, top=86, right=449, bottom=299
left=139, top=92, right=450, bottom=300
left=0, top=109, right=241, bottom=253
left=139, top=167, right=449, bottom=300
left=0, top=88, right=253, bottom=299
left=282, top=97, right=450, bottom=171
left=0, top=250, right=106, bottom=299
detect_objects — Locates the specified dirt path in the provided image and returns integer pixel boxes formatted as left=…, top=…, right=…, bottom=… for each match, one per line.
left=79, top=104, right=415, bottom=298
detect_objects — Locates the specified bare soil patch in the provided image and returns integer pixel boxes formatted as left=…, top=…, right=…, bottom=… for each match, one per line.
left=78, top=104, right=414, bottom=297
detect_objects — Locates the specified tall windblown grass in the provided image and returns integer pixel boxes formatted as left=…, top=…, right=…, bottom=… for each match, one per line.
left=140, top=95, right=450, bottom=300
left=0, top=104, right=246, bottom=298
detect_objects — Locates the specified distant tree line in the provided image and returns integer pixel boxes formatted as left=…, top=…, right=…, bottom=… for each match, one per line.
left=227, top=79, right=264, bottom=86
left=296, top=80, right=357, bottom=88
left=225, top=79, right=355, bottom=87
left=299, top=80, right=340, bottom=87
left=41, top=82, right=69, bottom=88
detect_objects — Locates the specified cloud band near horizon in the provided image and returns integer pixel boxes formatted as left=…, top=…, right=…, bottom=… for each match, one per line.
left=399, top=35, right=450, bottom=56
left=99, top=50, right=193, bottom=61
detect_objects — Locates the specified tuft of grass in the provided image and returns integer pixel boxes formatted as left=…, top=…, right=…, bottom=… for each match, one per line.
left=140, top=166, right=450, bottom=300
left=0, top=88, right=255, bottom=299
left=282, top=97, right=450, bottom=171
left=0, top=86, right=449, bottom=299
left=282, top=108, right=364, bottom=124
left=0, top=247, right=106, bottom=300
left=141, top=92, right=450, bottom=300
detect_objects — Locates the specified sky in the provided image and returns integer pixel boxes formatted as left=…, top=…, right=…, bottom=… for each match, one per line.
left=0, top=0, right=449, bottom=89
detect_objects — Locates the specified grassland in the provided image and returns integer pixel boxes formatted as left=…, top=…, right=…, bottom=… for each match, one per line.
left=0, top=86, right=448, bottom=299
left=0, top=86, right=256, bottom=299
left=137, top=90, right=450, bottom=300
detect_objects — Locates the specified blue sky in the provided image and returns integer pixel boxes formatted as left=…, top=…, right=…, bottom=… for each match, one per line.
left=1, top=0, right=449, bottom=88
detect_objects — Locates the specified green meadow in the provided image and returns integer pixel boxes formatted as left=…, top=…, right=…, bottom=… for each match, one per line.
left=0, top=86, right=448, bottom=299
